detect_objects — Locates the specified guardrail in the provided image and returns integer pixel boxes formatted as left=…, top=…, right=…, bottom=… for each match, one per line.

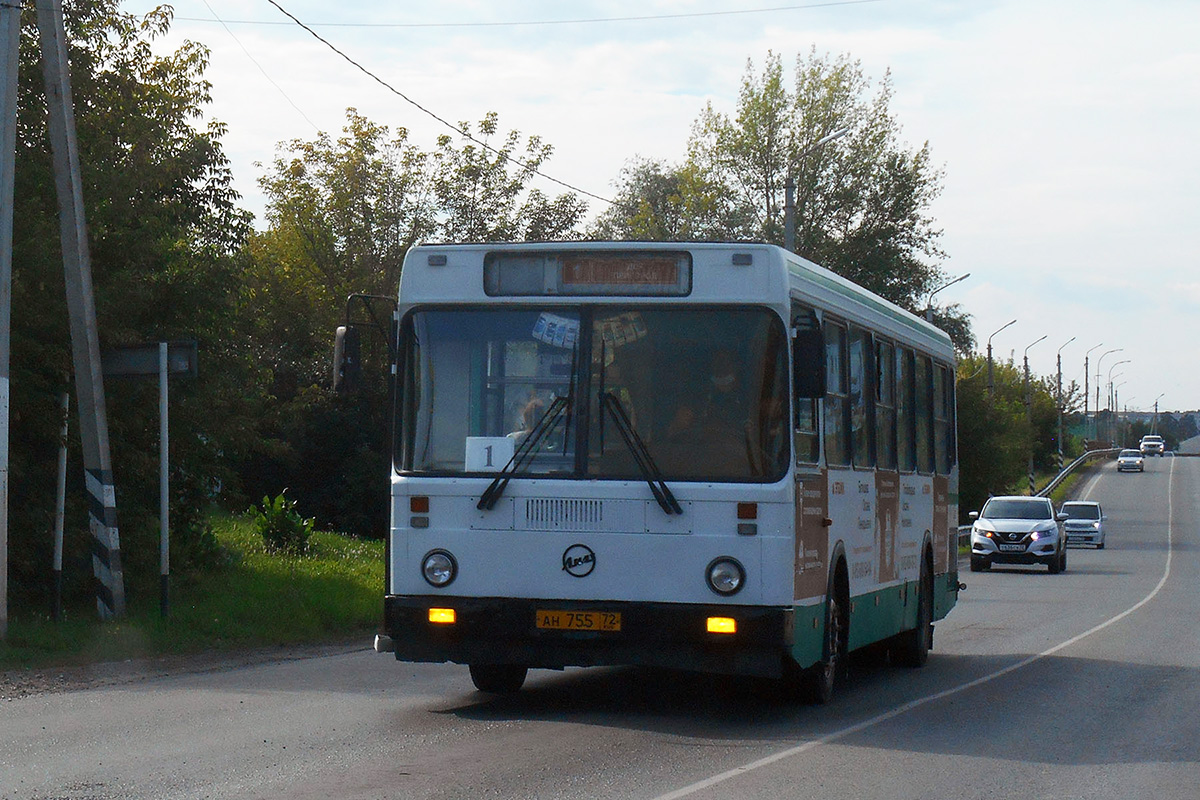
left=1035, top=447, right=1120, bottom=498
left=956, top=448, right=1121, bottom=549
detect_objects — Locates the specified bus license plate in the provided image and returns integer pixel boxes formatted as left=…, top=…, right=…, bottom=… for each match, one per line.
left=536, top=610, right=621, bottom=632
left=998, top=544, right=1025, bottom=552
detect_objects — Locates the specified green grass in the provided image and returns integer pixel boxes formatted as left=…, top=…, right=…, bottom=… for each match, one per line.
left=0, top=514, right=383, bottom=671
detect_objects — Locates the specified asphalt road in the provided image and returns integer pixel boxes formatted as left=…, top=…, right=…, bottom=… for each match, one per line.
left=3, top=456, right=1197, bottom=800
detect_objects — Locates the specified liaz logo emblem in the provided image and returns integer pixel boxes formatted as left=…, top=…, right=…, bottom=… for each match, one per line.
left=562, top=544, right=596, bottom=577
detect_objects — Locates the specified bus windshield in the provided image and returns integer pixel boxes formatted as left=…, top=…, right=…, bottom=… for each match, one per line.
left=400, top=306, right=789, bottom=482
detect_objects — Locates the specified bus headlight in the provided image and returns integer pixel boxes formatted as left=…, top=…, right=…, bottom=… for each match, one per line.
left=706, top=558, right=745, bottom=596
left=422, top=549, right=458, bottom=587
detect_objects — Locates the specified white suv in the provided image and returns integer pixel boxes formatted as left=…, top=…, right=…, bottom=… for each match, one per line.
left=1140, top=435, right=1165, bottom=456
left=969, top=496, right=1068, bottom=574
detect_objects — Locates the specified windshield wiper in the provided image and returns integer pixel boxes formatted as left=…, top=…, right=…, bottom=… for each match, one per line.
left=477, top=396, right=569, bottom=511
left=600, top=391, right=682, bottom=516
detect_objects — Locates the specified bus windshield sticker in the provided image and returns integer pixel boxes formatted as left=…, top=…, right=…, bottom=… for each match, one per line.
left=532, top=313, right=579, bottom=348
left=465, top=437, right=516, bottom=472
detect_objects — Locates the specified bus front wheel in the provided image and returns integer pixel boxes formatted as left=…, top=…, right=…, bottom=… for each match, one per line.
left=800, top=587, right=847, bottom=705
left=468, top=664, right=528, bottom=694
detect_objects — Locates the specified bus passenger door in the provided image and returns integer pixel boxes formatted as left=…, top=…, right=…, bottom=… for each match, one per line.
left=791, top=302, right=828, bottom=600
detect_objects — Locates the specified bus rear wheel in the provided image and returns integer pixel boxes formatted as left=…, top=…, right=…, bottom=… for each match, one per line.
left=891, top=555, right=933, bottom=668
left=468, top=664, right=528, bottom=694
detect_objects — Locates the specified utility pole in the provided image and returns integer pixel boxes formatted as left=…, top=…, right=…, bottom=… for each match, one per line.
left=34, top=0, right=125, bottom=617
left=0, top=0, right=18, bottom=640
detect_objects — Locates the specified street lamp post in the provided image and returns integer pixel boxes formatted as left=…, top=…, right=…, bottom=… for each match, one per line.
left=1095, top=348, right=1122, bottom=442
left=784, top=127, right=850, bottom=253
left=925, top=273, right=970, bottom=323
left=1107, top=361, right=1130, bottom=411
left=1153, top=392, right=1165, bottom=433
left=1108, top=381, right=1118, bottom=443
left=1024, top=335, right=1047, bottom=494
left=1056, top=337, right=1075, bottom=468
left=987, top=319, right=1017, bottom=406
left=1106, top=360, right=1130, bottom=443
left=1084, top=343, right=1103, bottom=440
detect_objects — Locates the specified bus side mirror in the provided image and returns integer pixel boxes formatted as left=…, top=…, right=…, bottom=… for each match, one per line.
left=792, top=327, right=825, bottom=399
left=333, top=325, right=361, bottom=393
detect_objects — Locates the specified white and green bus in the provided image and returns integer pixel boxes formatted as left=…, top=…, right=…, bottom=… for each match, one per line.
left=373, top=241, right=959, bottom=700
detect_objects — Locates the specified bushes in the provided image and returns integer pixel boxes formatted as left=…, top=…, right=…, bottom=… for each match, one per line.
left=253, top=491, right=314, bottom=554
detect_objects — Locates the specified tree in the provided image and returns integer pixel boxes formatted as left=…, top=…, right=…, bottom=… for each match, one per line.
left=589, top=157, right=752, bottom=240
left=10, top=2, right=252, bottom=604
left=596, top=50, right=967, bottom=346
left=686, top=49, right=947, bottom=311
left=432, top=111, right=586, bottom=242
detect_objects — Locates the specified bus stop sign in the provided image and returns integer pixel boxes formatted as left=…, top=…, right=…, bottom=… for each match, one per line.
left=101, top=340, right=197, bottom=378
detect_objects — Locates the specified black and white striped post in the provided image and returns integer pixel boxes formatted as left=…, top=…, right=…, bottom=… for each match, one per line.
left=38, top=0, right=128, bottom=617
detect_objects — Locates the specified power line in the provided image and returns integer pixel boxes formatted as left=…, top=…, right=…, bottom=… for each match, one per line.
left=265, top=0, right=618, bottom=207
left=181, top=1, right=885, bottom=29
left=199, top=0, right=320, bottom=132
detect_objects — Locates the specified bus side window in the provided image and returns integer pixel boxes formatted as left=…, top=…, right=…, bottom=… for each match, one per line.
left=824, top=321, right=850, bottom=467
left=934, top=363, right=954, bottom=474
left=897, top=347, right=916, bottom=472
left=792, top=304, right=823, bottom=464
left=915, top=354, right=934, bottom=474
left=876, top=340, right=897, bottom=470
left=849, top=327, right=874, bottom=468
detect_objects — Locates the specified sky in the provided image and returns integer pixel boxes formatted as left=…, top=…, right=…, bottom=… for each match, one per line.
left=127, top=0, right=1200, bottom=412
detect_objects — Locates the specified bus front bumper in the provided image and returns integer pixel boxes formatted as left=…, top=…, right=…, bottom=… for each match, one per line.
left=384, top=596, right=794, bottom=678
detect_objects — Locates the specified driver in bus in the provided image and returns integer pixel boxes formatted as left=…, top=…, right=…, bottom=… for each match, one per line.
left=666, top=347, right=749, bottom=454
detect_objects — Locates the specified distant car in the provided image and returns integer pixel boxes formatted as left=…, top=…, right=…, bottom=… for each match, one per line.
left=968, top=495, right=1068, bottom=573
left=1061, top=500, right=1105, bottom=549
left=1117, top=449, right=1144, bottom=472
left=1140, top=435, right=1165, bottom=456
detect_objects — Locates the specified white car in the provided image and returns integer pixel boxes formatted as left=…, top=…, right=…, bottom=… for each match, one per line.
left=1061, top=501, right=1105, bottom=549
left=1140, top=435, right=1165, bottom=456
left=1116, top=449, right=1144, bottom=472
left=969, top=496, right=1068, bottom=573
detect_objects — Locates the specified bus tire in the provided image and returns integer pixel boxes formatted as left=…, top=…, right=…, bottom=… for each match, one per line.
left=801, top=567, right=847, bottom=705
left=468, top=664, right=528, bottom=694
left=892, top=552, right=933, bottom=668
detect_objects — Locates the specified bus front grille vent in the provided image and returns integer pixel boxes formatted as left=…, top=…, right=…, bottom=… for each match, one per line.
left=524, top=499, right=604, bottom=531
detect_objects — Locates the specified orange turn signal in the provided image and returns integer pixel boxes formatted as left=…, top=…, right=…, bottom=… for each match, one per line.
left=410, top=496, right=430, bottom=513
left=706, top=617, right=737, bottom=634
left=428, top=608, right=456, bottom=624
left=736, top=502, right=757, bottom=520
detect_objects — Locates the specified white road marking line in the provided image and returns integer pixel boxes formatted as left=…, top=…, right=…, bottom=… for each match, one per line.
left=654, top=458, right=1177, bottom=800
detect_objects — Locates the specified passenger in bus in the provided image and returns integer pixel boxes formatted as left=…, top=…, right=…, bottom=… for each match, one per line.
left=508, top=397, right=547, bottom=445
